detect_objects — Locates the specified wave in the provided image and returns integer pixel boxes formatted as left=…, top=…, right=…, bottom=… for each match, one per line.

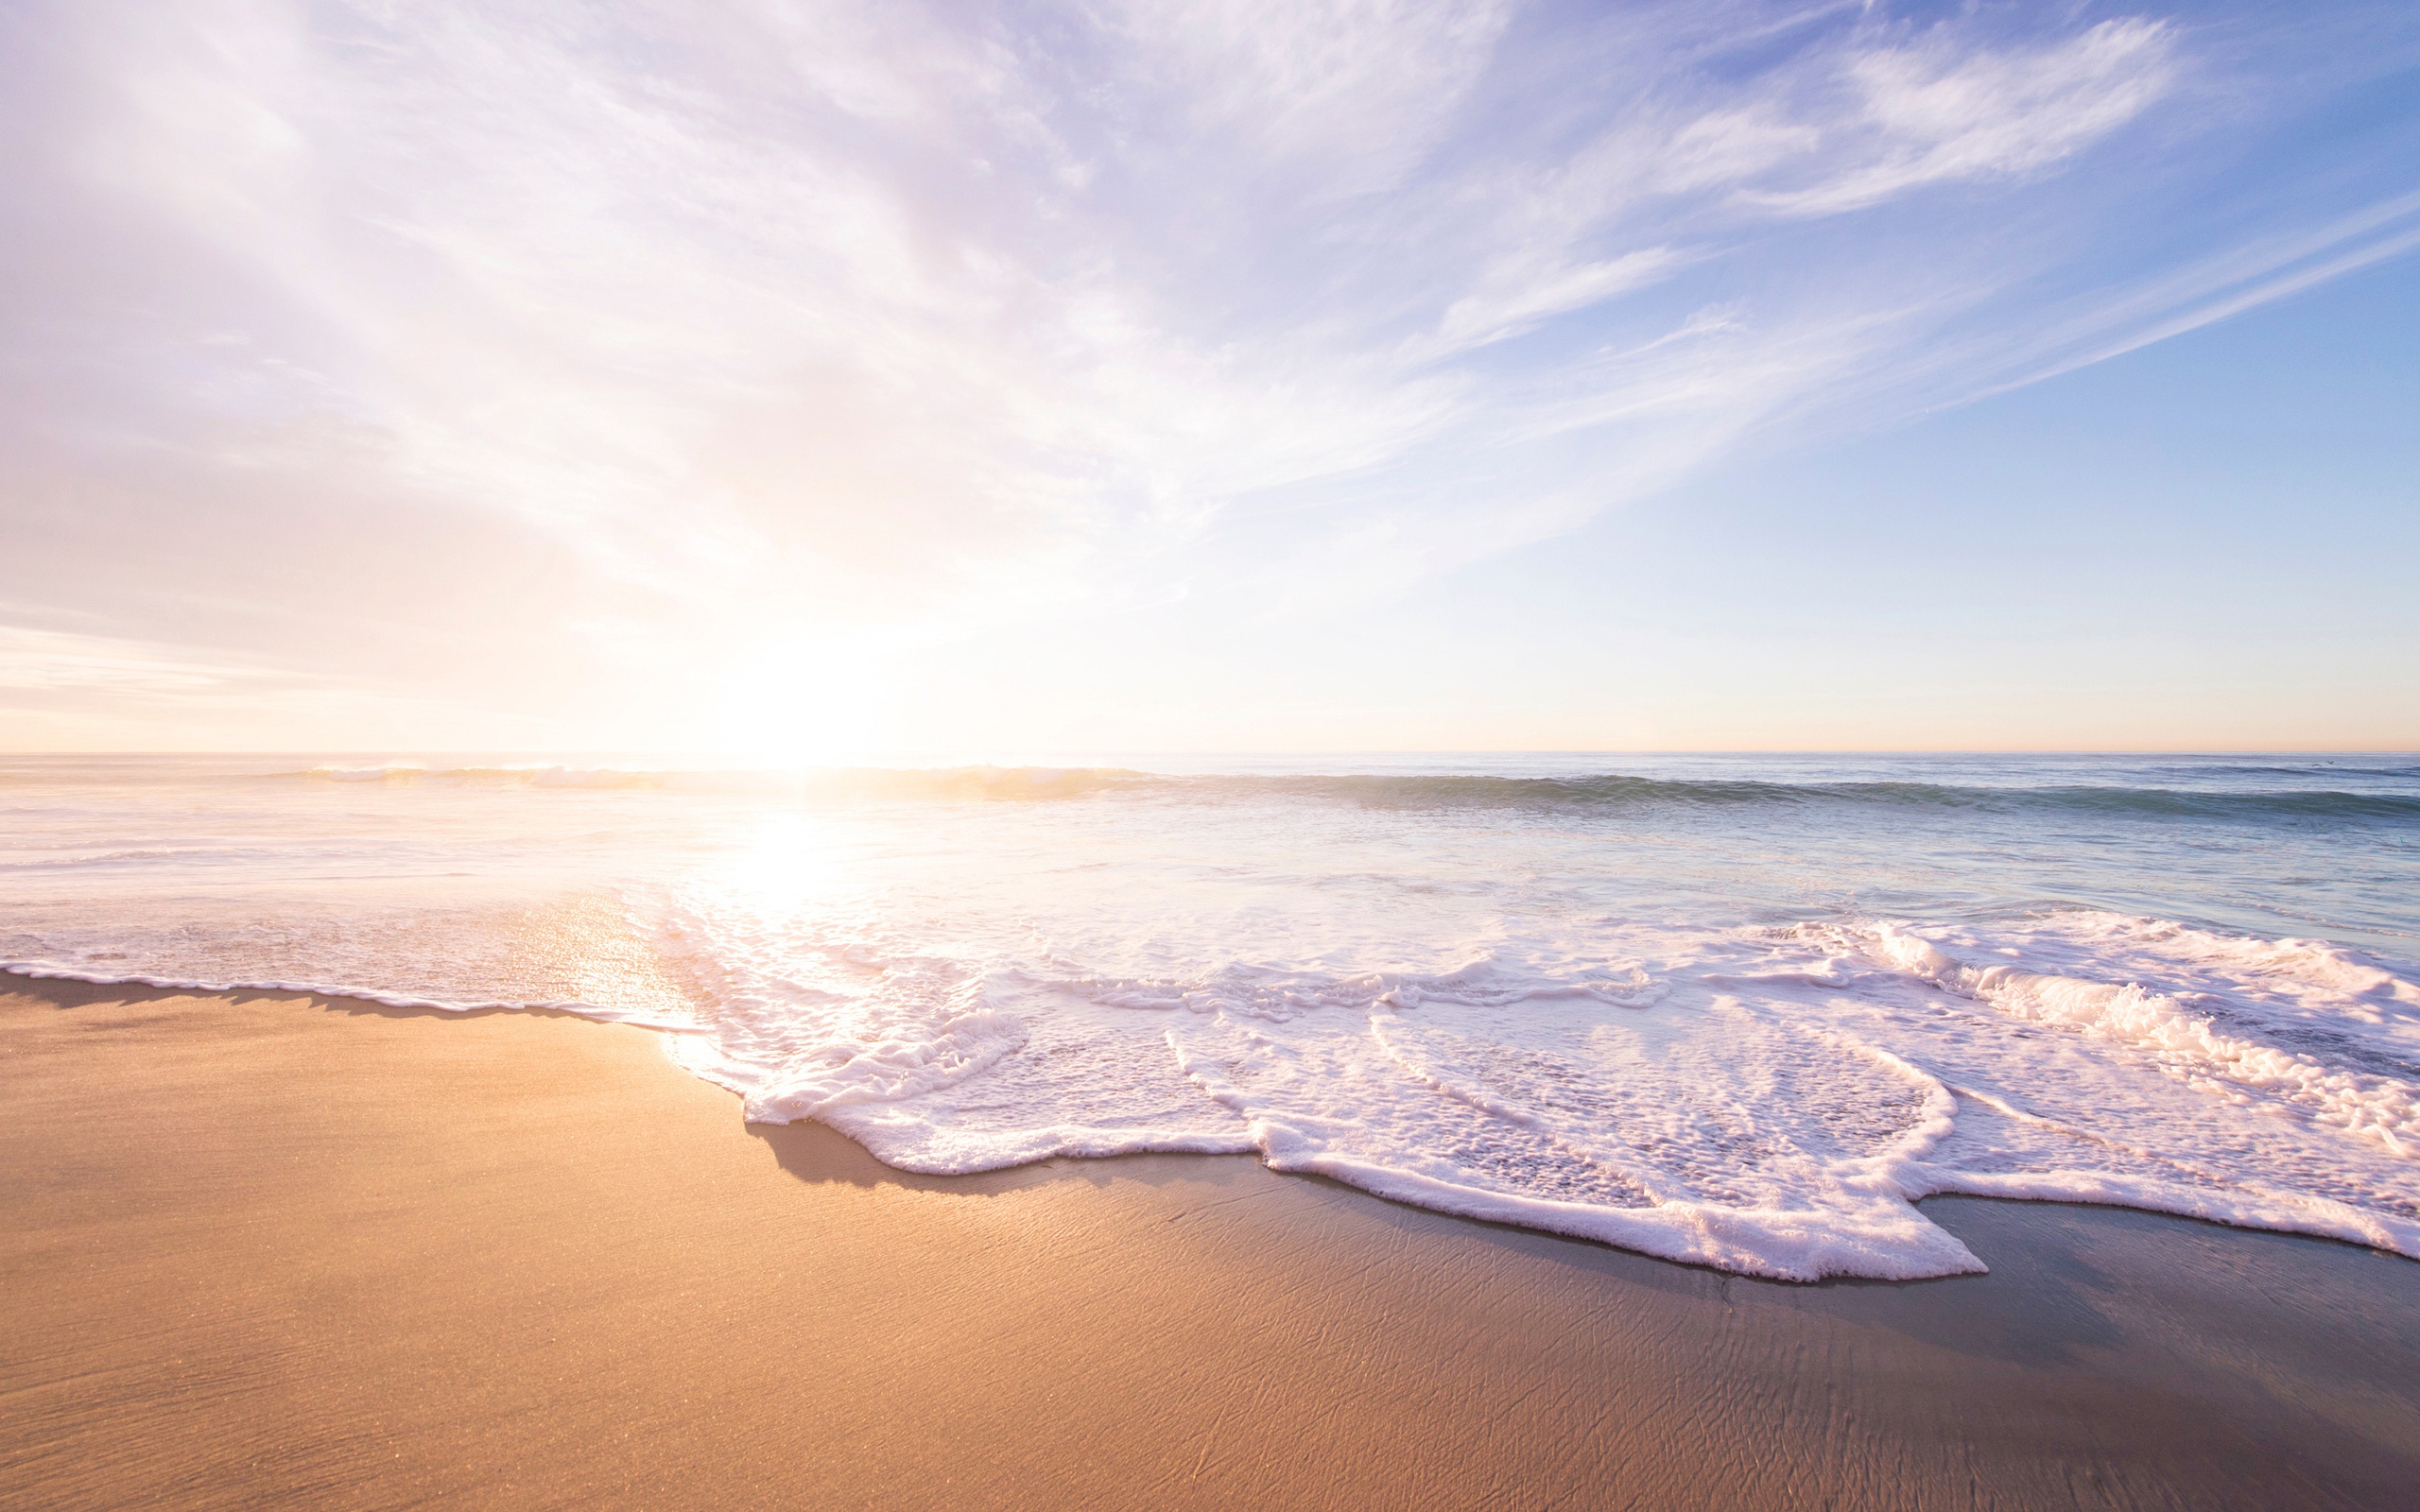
left=1866, top=923, right=2419, bottom=1157
left=0, top=847, right=267, bottom=870
left=269, top=763, right=1157, bottom=799
left=657, top=902, right=2420, bottom=1277
left=254, top=764, right=2420, bottom=820
left=0, top=959, right=702, bottom=1033
left=15, top=899, right=2420, bottom=1280
left=1194, top=774, right=2420, bottom=820
left=279, top=763, right=689, bottom=788
left=2163, top=762, right=2420, bottom=781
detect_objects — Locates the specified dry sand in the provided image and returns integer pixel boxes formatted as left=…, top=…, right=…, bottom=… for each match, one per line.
left=5, top=974, right=2417, bottom=1511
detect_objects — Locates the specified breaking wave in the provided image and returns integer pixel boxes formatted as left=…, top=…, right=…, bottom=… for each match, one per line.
left=8, top=750, right=2418, bottom=1280
left=255, top=764, right=2420, bottom=823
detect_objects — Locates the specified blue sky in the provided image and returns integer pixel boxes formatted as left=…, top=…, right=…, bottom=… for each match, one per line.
left=2, top=0, right=2415, bottom=751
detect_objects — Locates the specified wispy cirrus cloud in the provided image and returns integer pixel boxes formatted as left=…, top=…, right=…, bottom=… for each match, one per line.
left=1, top=0, right=2414, bottom=747
left=1755, top=18, right=2180, bottom=215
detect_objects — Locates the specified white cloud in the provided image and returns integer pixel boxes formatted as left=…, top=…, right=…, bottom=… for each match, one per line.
left=0, top=625, right=281, bottom=696
left=1764, top=18, right=2179, bottom=215
left=1098, top=0, right=1515, bottom=185
left=1, top=0, right=2410, bottom=746
left=1437, top=247, right=1688, bottom=351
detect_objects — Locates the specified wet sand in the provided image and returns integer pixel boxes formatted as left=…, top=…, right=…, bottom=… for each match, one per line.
left=4, top=974, right=2417, bottom=1510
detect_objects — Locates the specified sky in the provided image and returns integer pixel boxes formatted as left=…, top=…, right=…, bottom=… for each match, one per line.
left=3, top=0, right=2416, bottom=756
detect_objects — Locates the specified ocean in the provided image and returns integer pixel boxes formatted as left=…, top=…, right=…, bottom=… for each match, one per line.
left=5, top=751, right=2414, bottom=1280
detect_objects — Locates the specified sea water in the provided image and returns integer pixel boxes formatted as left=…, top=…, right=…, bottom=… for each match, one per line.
left=4, top=752, right=2414, bottom=1280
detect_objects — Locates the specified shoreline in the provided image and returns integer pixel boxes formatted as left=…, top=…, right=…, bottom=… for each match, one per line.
left=7, top=974, right=2418, bottom=1509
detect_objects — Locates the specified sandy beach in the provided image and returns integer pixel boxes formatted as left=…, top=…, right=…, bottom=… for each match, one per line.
left=5, top=973, right=2416, bottom=1511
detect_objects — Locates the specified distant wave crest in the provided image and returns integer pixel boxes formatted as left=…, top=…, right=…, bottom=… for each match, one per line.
left=270, top=763, right=1156, bottom=798
left=1190, top=773, right=2420, bottom=821
left=258, top=764, right=2420, bottom=820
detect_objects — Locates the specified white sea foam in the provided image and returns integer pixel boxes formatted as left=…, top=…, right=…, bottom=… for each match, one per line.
left=5, top=752, right=2416, bottom=1280
left=0, top=958, right=702, bottom=1032
left=1870, top=919, right=2417, bottom=1154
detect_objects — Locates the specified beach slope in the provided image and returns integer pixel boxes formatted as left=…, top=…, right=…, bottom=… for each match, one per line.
left=5, top=976, right=2417, bottom=1510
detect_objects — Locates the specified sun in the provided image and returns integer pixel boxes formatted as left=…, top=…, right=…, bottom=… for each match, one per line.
left=695, top=634, right=895, bottom=768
